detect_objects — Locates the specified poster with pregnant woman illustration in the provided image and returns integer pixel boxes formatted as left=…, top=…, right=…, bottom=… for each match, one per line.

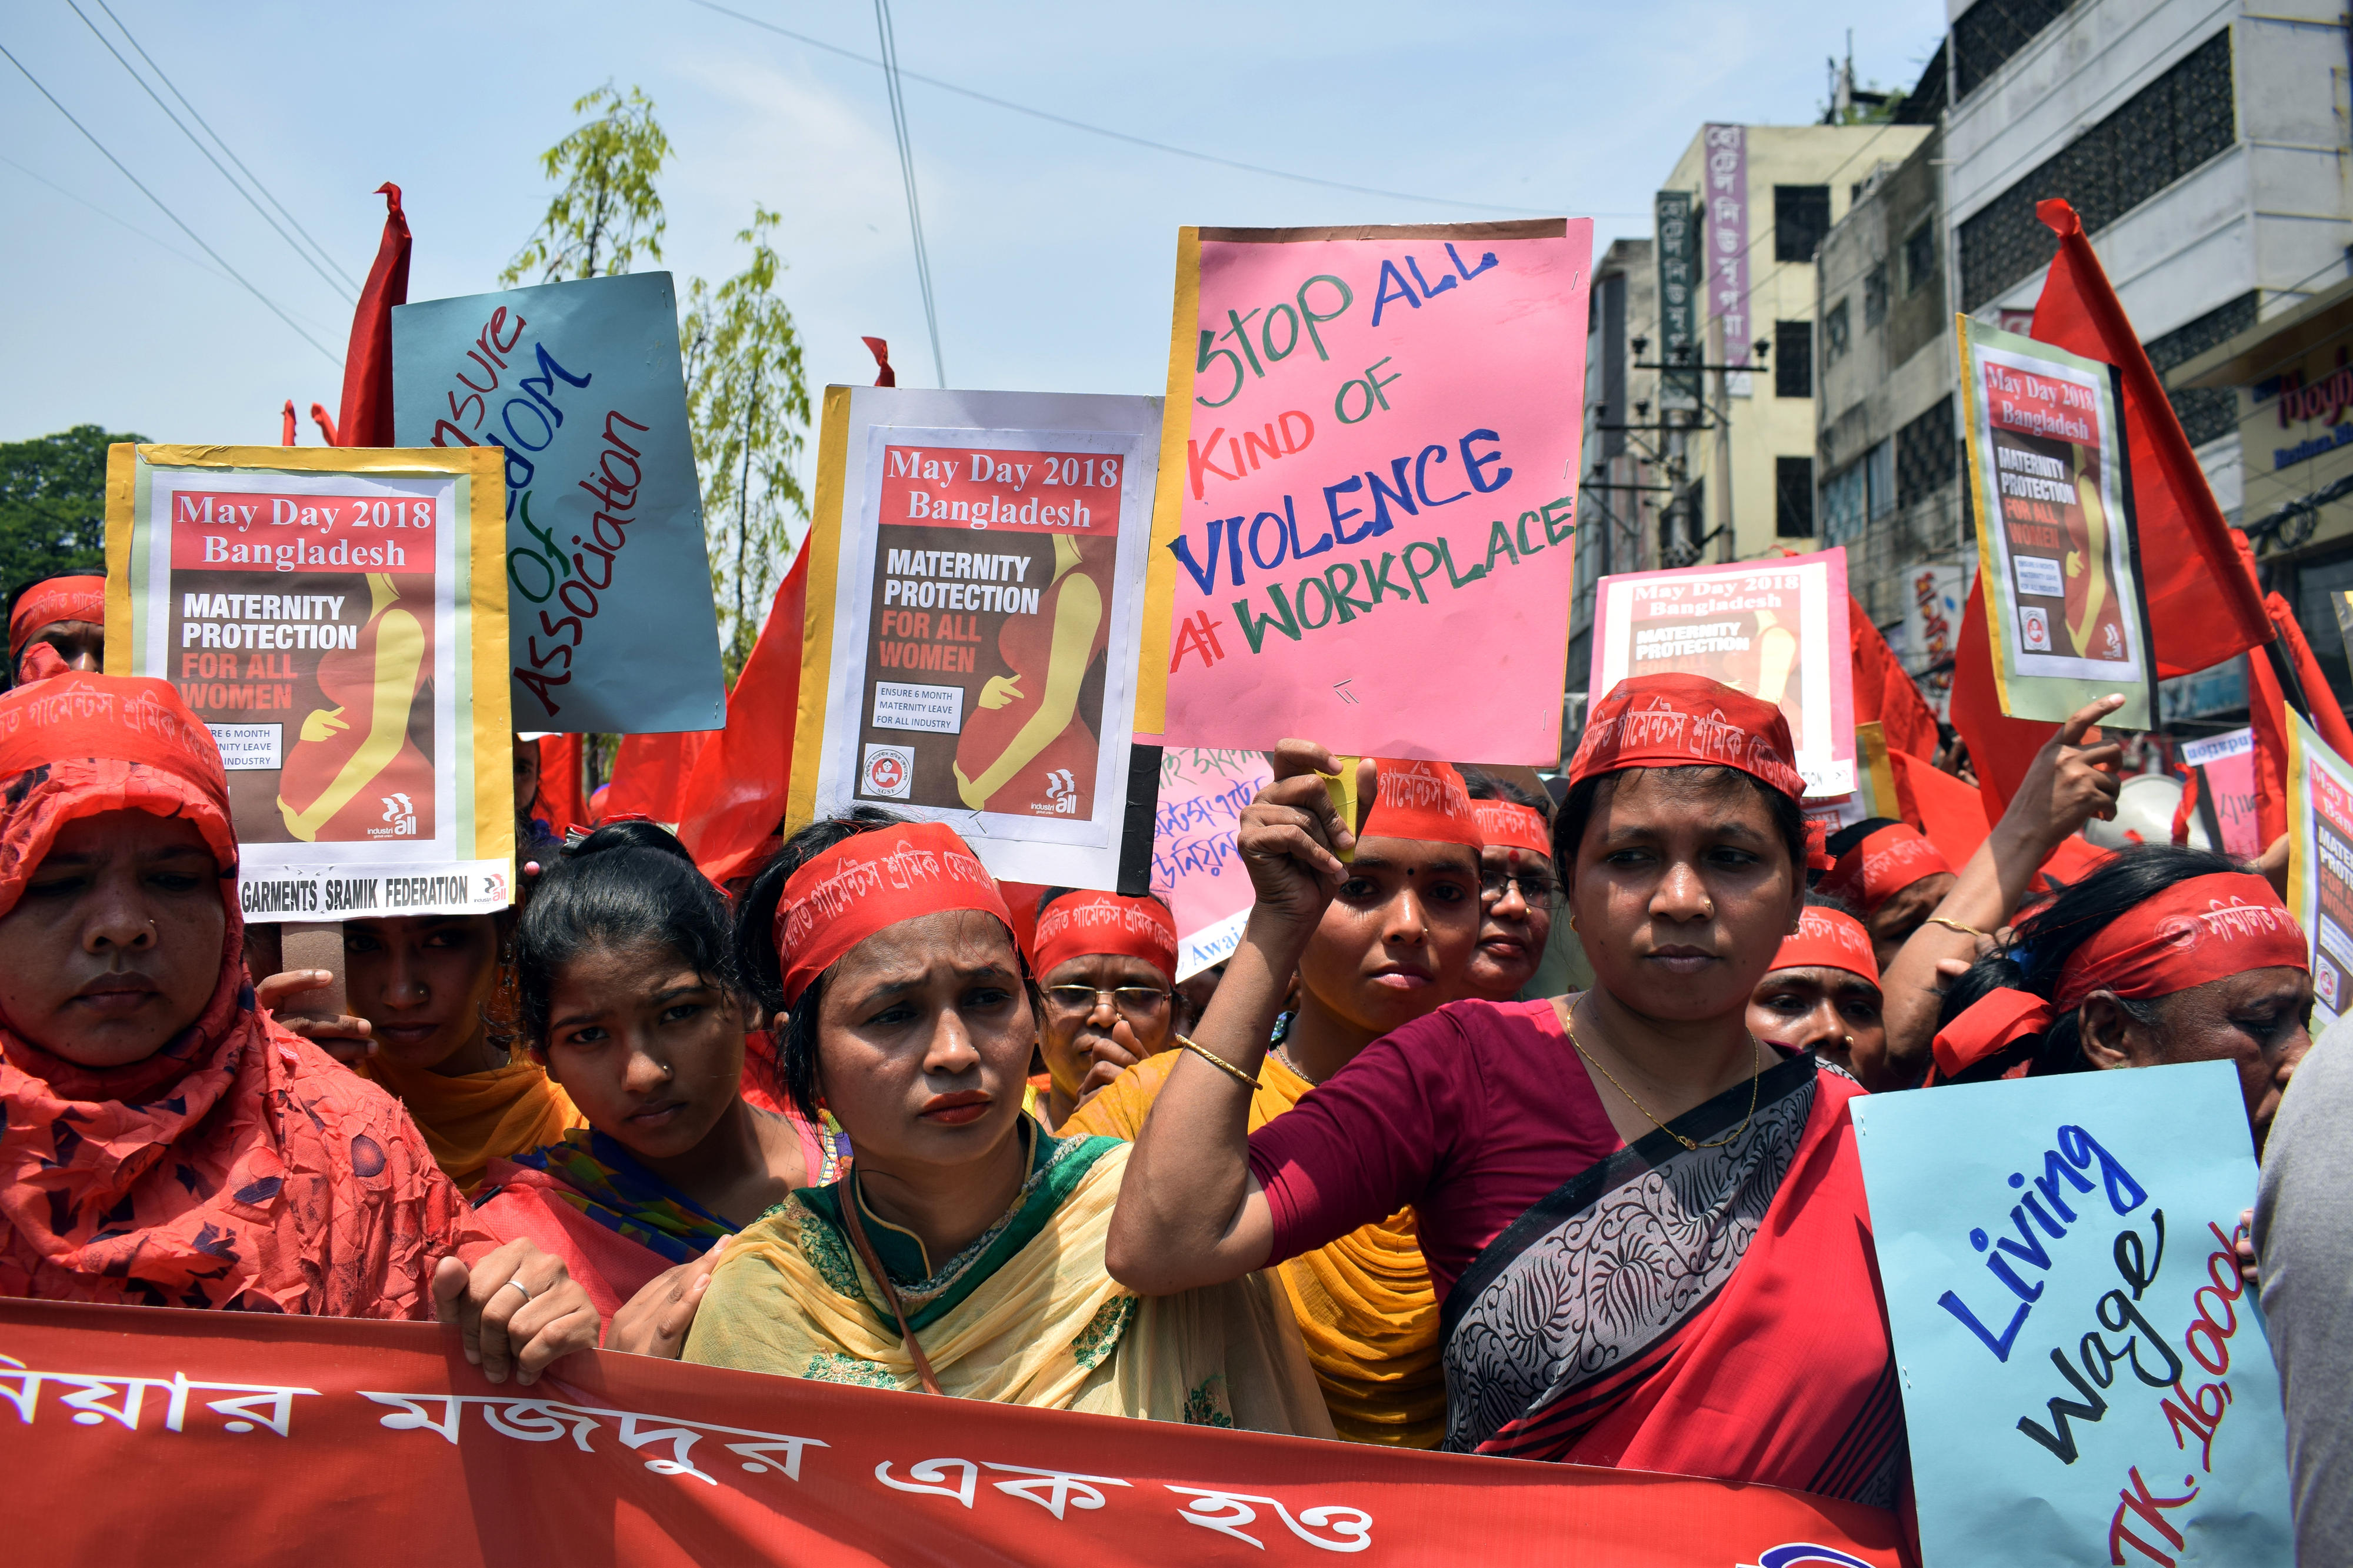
left=1957, top=316, right=2156, bottom=728
left=104, top=444, right=515, bottom=920
left=789, top=387, right=1162, bottom=889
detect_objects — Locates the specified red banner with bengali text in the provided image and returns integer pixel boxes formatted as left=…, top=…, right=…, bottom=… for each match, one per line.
left=0, top=1299, right=1902, bottom=1566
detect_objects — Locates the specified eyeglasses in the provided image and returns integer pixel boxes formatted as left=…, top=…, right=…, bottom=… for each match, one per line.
left=1042, top=985, right=1173, bottom=1019
left=1480, top=869, right=1559, bottom=905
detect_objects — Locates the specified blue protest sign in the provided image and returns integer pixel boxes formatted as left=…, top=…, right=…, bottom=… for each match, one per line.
left=1852, top=1062, right=2292, bottom=1567
left=391, top=273, right=725, bottom=733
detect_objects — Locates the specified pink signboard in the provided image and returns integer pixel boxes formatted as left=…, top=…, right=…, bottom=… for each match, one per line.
left=1150, top=221, right=1592, bottom=762
left=1148, top=746, right=1274, bottom=979
left=1701, top=124, right=1752, bottom=378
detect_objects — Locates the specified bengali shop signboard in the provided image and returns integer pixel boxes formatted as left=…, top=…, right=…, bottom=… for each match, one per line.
left=1956, top=317, right=2157, bottom=728
left=1144, top=221, right=1591, bottom=763
left=392, top=273, right=726, bottom=735
left=1855, top=1063, right=2292, bottom=1567
left=1587, top=549, right=1855, bottom=798
left=103, top=445, right=514, bottom=920
left=0, top=1298, right=1902, bottom=1567
left=789, top=387, right=1162, bottom=889
left=2286, top=709, right=2353, bottom=1022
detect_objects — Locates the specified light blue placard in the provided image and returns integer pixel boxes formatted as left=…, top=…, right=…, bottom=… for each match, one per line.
left=391, top=273, right=724, bottom=733
left=1852, top=1062, right=2292, bottom=1567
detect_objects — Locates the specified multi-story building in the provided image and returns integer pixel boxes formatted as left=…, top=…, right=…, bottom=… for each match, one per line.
left=1654, top=121, right=1932, bottom=566
left=1565, top=238, right=1656, bottom=755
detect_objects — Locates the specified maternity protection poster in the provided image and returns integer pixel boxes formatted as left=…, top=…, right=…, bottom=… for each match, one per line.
left=789, top=387, right=1162, bottom=888
left=2285, top=708, right=2353, bottom=1022
left=1145, top=221, right=1591, bottom=762
left=1854, top=1063, right=2292, bottom=1567
left=391, top=272, right=726, bottom=735
left=104, top=445, right=514, bottom=920
left=1587, top=548, right=1855, bottom=798
left=1957, top=317, right=2155, bottom=727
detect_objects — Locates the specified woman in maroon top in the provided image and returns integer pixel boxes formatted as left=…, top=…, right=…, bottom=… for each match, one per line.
left=1108, top=673, right=1909, bottom=1506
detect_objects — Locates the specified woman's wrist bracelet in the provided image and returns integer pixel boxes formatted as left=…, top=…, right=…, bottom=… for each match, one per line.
left=1925, top=915, right=1988, bottom=939
left=1172, top=1033, right=1261, bottom=1092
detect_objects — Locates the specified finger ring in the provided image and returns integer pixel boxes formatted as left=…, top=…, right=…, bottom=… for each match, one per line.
left=501, top=1278, right=535, bottom=1302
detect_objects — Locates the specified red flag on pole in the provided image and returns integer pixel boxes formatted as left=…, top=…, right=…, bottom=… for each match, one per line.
left=861, top=336, right=896, bottom=388
left=534, top=735, right=587, bottom=834
left=280, top=400, right=298, bottom=445
left=335, top=184, right=412, bottom=447
left=1848, top=598, right=1941, bottom=760
left=602, top=730, right=718, bottom=827
left=675, top=548, right=809, bottom=884
left=308, top=402, right=339, bottom=446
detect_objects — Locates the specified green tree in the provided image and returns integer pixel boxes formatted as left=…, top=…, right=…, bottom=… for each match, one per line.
left=682, top=207, right=811, bottom=676
left=0, top=425, right=142, bottom=592
left=502, top=84, right=671, bottom=286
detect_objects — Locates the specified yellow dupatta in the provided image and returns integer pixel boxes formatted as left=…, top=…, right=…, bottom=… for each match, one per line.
left=682, top=1136, right=1328, bottom=1435
left=361, top=1053, right=585, bottom=1195
left=1062, top=1050, right=1445, bottom=1447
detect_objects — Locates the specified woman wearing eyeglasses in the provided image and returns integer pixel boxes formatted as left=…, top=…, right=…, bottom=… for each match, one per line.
left=1462, top=771, right=1558, bottom=1001
left=1026, top=889, right=1181, bottom=1130
left=1065, top=759, right=1485, bottom=1448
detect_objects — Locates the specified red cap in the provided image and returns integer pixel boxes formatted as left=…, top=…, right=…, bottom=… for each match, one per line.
left=1568, top=673, right=1805, bottom=800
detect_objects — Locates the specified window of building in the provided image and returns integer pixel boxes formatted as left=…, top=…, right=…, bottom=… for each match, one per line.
left=1954, top=0, right=2073, bottom=100
left=1775, top=186, right=1832, bottom=263
left=1822, top=298, right=1851, bottom=365
left=1821, top=461, right=1868, bottom=545
left=1775, top=319, right=1813, bottom=398
left=1863, top=264, right=1889, bottom=329
left=1865, top=439, right=1897, bottom=521
left=1777, top=457, right=1816, bottom=537
left=1896, top=396, right=1958, bottom=509
left=1958, top=29, right=2236, bottom=311
left=1902, top=221, right=1938, bottom=297
left=2144, top=291, right=2260, bottom=447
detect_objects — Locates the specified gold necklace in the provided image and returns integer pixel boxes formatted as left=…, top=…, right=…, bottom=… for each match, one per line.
left=1563, top=998, right=1763, bottom=1152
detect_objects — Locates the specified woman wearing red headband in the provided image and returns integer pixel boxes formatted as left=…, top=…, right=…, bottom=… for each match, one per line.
left=0, top=672, right=596, bottom=1383
left=1461, top=770, right=1558, bottom=1000
left=1026, top=888, right=1181, bottom=1130
left=1069, top=759, right=1487, bottom=1448
left=1749, top=900, right=1883, bottom=1076
left=7, top=575, right=105, bottom=687
left=1109, top=673, right=1911, bottom=1506
left=1819, top=818, right=1956, bottom=975
left=1929, top=845, right=2311, bottom=1149
left=678, top=809, right=1325, bottom=1429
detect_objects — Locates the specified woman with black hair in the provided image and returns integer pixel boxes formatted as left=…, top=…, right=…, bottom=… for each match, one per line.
left=1105, top=674, right=1910, bottom=1502
left=1748, top=896, right=1884, bottom=1077
left=1024, top=885, right=1181, bottom=1130
left=1929, top=842, right=2311, bottom=1150
left=1460, top=768, right=1557, bottom=1000
left=678, top=808, right=1327, bottom=1430
left=474, top=822, right=844, bottom=1345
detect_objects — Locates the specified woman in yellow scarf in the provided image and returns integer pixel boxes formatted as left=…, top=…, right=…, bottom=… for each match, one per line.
left=1064, top=758, right=1490, bottom=1448
left=679, top=809, right=1326, bottom=1434
left=261, top=912, right=584, bottom=1193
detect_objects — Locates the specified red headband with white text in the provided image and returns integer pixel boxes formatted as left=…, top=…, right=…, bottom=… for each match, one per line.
left=773, top=820, right=1014, bottom=1006
left=1769, top=907, right=1879, bottom=984
left=1031, top=891, right=1179, bottom=983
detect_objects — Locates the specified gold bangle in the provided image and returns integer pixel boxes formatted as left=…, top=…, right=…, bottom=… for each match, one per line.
left=1172, top=1033, right=1261, bottom=1091
left=1926, top=916, right=1987, bottom=939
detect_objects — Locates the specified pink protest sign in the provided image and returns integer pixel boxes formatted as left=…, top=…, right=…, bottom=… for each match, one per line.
left=1145, top=221, right=1591, bottom=762
left=1148, top=746, right=1273, bottom=979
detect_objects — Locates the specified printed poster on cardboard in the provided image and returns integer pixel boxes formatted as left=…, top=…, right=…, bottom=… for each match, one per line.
left=391, top=272, right=726, bottom=736
left=789, top=388, right=1162, bottom=889
left=1144, top=220, right=1591, bottom=763
left=1587, top=548, right=1855, bottom=799
left=103, top=444, right=514, bottom=922
left=1957, top=317, right=2156, bottom=727
left=1854, top=1062, right=2292, bottom=1567
left=2285, top=708, right=2353, bottom=1020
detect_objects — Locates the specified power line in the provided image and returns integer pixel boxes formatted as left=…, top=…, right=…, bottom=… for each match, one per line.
left=873, top=0, right=944, bottom=389
left=686, top=0, right=1633, bottom=219
left=0, top=39, right=342, bottom=365
left=0, top=150, right=236, bottom=287
left=61, top=0, right=354, bottom=302
left=90, top=0, right=361, bottom=292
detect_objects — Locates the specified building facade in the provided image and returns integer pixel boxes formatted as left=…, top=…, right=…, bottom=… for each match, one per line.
left=1566, top=237, right=1657, bottom=754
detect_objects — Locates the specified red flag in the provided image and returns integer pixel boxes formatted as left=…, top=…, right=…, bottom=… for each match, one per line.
left=1889, top=748, right=1992, bottom=869
left=280, top=400, right=298, bottom=445
left=1848, top=598, right=1941, bottom=760
left=335, top=183, right=412, bottom=447
left=309, top=402, right=339, bottom=446
left=861, top=336, right=896, bottom=387
left=675, top=550, right=808, bottom=883
left=535, top=735, right=587, bottom=833
left=2028, top=199, right=2269, bottom=677
left=602, top=730, right=718, bottom=826
left=2265, top=589, right=2353, bottom=760
left=2246, top=626, right=2293, bottom=852
left=1945, top=579, right=2058, bottom=818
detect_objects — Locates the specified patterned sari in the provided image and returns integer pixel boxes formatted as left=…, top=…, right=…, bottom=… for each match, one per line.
left=1441, top=1053, right=1906, bottom=1507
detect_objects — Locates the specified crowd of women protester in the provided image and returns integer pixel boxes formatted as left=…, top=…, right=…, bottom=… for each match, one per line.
left=1, top=569, right=2345, bottom=1557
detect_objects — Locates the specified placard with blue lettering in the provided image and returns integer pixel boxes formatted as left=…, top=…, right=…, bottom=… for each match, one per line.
left=1852, top=1062, right=2291, bottom=1567
left=391, top=272, right=725, bottom=733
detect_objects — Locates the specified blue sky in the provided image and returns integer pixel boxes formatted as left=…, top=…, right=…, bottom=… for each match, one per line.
left=1, top=0, right=1947, bottom=458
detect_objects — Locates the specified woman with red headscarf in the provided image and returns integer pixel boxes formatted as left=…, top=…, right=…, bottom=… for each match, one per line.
left=1108, top=674, right=1911, bottom=1509
left=1749, top=900, right=1883, bottom=1077
left=1462, top=770, right=1557, bottom=1000
left=7, top=575, right=105, bottom=687
left=1025, top=888, right=1181, bottom=1130
left=0, top=672, right=596, bottom=1384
